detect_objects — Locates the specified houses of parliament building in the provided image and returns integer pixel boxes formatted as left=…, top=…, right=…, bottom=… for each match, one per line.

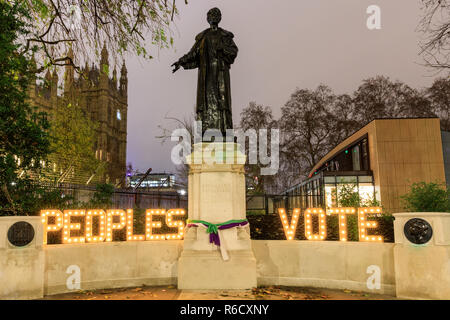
left=29, top=45, right=128, bottom=186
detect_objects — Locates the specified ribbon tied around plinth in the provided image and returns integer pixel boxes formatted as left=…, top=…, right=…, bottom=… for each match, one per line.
left=186, top=219, right=249, bottom=261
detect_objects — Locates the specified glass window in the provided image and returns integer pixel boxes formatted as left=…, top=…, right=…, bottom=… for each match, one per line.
left=361, top=138, right=369, bottom=170
left=324, top=176, right=335, bottom=184
left=358, top=183, right=375, bottom=205
left=336, top=184, right=358, bottom=206
left=358, top=176, right=373, bottom=183
left=336, top=176, right=357, bottom=183
left=324, top=185, right=337, bottom=208
left=352, top=145, right=361, bottom=171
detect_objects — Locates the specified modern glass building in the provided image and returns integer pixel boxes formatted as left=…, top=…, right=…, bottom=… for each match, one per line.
left=283, top=118, right=449, bottom=213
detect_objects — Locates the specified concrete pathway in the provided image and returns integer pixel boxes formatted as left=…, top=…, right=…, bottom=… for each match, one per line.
left=42, top=285, right=399, bottom=300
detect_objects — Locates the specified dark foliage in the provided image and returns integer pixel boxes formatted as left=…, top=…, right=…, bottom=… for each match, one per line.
left=248, top=213, right=394, bottom=243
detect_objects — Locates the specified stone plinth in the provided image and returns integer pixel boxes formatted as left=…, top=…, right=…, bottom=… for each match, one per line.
left=0, top=216, right=44, bottom=300
left=178, top=142, right=257, bottom=289
left=393, top=212, right=450, bottom=300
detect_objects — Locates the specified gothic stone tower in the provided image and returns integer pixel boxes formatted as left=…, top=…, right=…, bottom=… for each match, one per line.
left=30, top=45, right=128, bottom=185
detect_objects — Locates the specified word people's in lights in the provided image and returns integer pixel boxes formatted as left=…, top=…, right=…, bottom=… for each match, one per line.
left=41, top=209, right=185, bottom=245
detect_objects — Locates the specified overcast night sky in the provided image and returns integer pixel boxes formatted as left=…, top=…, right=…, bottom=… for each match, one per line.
left=125, top=0, right=437, bottom=174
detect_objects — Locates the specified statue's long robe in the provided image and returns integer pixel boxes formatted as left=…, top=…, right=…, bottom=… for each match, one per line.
left=179, top=27, right=238, bottom=134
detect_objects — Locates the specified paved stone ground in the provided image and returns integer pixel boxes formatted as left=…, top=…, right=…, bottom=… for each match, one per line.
left=42, top=285, right=399, bottom=300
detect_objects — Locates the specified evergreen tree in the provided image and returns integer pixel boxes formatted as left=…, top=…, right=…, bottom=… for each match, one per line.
left=0, top=1, right=50, bottom=215
left=47, top=101, right=105, bottom=184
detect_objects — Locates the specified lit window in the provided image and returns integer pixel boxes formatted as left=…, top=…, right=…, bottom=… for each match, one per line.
left=116, top=109, right=122, bottom=120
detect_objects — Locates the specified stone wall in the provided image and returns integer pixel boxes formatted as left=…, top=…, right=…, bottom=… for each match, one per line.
left=393, top=212, right=450, bottom=299
left=252, top=240, right=396, bottom=295
left=1, top=213, right=449, bottom=299
left=44, top=241, right=183, bottom=295
left=0, top=217, right=44, bottom=300
left=44, top=240, right=396, bottom=296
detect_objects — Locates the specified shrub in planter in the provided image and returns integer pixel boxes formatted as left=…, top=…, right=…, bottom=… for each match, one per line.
left=401, top=182, right=450, bottom=213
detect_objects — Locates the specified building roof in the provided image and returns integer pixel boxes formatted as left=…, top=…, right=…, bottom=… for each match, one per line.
left=308, top=117, right=440, bottom=177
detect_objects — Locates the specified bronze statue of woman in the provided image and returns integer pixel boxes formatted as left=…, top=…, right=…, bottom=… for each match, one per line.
left=172, top=7, right=238, bottom=136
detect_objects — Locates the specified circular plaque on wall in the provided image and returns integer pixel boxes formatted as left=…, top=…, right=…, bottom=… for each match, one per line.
left=404, top=218, right=433, bottom=245
left=7, top=221, right=35, bottom=247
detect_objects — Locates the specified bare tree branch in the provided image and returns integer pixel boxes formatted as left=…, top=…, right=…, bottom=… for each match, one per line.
left=418, top=0, right=450, bottom=71
left=12, top=0, right=184, bottom=73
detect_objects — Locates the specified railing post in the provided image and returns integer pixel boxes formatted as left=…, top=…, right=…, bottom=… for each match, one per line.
left=265, top=195, right=269, bottom=215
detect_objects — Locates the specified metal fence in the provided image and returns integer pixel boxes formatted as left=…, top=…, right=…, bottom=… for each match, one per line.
left=39, top=184, right=323, bottom=214
left=111, top=190, right=187, bottom=209
left=246, top=194, right=325, bottom=215
left=44, top=183, right=188, bottom=210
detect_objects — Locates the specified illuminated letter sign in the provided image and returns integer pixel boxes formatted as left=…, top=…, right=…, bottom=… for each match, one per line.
left=106, top=210, right=126, bottom=242
left=165, top=209, right=186, bottom=240
left=275, top=207, right=384, bottom=242
left=305, top=208, right=326, bottom=240
left=41, top=208, right=187, bottom=245
left=63, top=210, right=85, bottom=244
left=145, top=209, right=166, bottom=240
left=327, top=207, right=356, bottom=242
left=278, top=208, right=299, bottom=240
left=358, top=207, right=383, bottom=242
left=41, top=210, right=63, bottom=245
left=86, top=210, right=106, bottom=242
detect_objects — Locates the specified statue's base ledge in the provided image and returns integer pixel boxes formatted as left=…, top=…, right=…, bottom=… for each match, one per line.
left=182, top=240, right=252, bottom=251
left=183, top=228, right=252, bottom=251
left=177, top=250, right=257, bottom=290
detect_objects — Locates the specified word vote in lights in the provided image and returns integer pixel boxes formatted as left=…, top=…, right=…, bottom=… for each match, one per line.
left=278, top=207, right=383, bottom=242
left=41, top=209, right=185, bottom=245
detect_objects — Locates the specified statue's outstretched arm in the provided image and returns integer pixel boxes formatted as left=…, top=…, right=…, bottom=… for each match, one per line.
left=178, top=40, right=200, bottom=70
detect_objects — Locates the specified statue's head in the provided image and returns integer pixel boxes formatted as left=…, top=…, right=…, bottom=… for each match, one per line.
left=207, top=7, right=222, bottom=26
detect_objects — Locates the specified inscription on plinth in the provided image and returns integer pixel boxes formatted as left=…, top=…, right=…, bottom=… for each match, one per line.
left=178, top=142, right=257, bottom=289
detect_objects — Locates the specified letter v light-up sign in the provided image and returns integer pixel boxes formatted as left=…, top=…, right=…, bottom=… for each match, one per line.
left=278, top=208, right=300, bottom=240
